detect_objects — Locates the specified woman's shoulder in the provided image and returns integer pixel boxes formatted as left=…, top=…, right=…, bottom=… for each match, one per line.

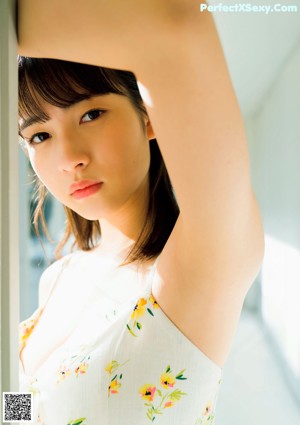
left=38, top=250, right=83, bottom=307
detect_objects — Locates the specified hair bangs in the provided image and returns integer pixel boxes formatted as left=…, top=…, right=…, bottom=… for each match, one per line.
left=18, top=57, right=129, bottom=125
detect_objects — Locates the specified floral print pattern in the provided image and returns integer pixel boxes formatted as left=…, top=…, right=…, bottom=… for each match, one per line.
left=105, top=359, right=129, bottom=397
left=19, top=261, right=223, bottom=425
left=25, top=376, right=40, bottom=397
left=19, top=307, right=44, bottom=353
left=194, top=400, right=215, bottom=425
left=194, top=378, right=222, bottom=425
left=138, top=365, right=188, bottom=422
left=56, top=347, right=91, bottom=385
left=126, top=294, right=159, bottom=337
left=37, top=414, right=45, bottom=424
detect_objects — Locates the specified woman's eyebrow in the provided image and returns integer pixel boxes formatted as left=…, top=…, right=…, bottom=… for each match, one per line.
left=19, top=103, right=75, bottom=133
left=19, top=116, right=49, bottom=133
left=19, top=94, right=111, bottom=133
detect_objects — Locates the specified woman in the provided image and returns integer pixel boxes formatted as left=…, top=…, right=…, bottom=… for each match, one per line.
left=18, top=1, right=265, bottom=424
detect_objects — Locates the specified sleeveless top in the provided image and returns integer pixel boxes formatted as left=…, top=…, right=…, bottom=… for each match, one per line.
left=19, top=250, right=223, bottom=425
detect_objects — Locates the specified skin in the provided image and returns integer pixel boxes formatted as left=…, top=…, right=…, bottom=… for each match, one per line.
left=19, top=93, right=157, bottom=376
left=18, top=0, right=265, bottom=368
left=20, top=94, right=155, bottom=254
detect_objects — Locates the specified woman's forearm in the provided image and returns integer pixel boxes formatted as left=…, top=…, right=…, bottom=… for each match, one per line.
left=17, top=0, right=193, bottom=71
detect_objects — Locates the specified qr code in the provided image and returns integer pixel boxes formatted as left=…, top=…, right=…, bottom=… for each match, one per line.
left=2, top=392, right=33, bottom=423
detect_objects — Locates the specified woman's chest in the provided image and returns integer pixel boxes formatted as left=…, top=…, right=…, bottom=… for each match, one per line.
left=20, top=276, right=97, bottom=377
left=20, top=262, right=148, bottom=377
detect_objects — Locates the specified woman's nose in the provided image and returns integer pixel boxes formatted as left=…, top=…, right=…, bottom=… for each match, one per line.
left=56, top=130, right=90, bottom=173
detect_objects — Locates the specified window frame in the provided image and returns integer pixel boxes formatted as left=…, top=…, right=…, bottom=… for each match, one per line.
left=0, top=0, right=19, bottom=401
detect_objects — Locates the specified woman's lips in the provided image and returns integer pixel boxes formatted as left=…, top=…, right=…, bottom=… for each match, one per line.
left=71, top=182, right=103, bottom=200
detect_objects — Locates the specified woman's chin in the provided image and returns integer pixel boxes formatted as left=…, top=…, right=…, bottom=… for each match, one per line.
left=66, top=207, right=101, bottom=221
left=78, top=212, right=101, bottom=221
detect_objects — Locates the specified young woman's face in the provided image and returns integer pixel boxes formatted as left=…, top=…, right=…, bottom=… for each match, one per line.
left=19, top=93, right=154, bottom=220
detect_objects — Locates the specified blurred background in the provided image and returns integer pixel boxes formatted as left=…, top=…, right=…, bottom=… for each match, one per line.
left=17, top=1, right=300, bottom=424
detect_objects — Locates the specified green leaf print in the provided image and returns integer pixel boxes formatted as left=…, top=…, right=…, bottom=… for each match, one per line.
left=146, top=411, right=153, bottom=421
left=67, top=418, right=86, bottom=425
left=105, top=359, right=129, bottom=397
left=194, top=413, right=215, bottom=425
left=176, top=369, right=188, bottom=380
left=126, top=323, right=138, bottom=337
left=168, top=389, right=188, bottom=401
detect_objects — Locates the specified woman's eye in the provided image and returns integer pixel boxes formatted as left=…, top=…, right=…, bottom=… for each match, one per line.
left=29, top=132, right=50, bottom=144
left=81, top=109, right=104, bottom=123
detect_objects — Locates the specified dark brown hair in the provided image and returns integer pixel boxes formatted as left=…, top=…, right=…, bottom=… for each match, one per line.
left=18, top=57, right=179, bottom=265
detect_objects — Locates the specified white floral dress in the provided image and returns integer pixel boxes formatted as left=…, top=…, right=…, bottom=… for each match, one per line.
left=19, top=250, right=223, bottom=425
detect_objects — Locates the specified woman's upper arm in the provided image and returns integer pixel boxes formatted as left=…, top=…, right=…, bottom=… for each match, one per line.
left=17, top=0, right=180, bottom=71
left=18, top=0, right=265, bottom=289
left=132, top=10, right=265, bottom=291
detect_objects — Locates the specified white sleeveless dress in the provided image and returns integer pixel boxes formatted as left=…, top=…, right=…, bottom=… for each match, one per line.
left=19, top=250, right=223, bottom=425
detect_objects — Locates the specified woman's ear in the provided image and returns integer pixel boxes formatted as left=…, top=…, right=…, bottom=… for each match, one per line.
left=145, top=118, right=156, bottom=141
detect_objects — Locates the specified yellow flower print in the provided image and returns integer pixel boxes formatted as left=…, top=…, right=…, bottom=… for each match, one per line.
left=139, top=365, right=188, bottom=422
left=56, top=350, right=91, bottom=385
left=194, top=376, right=221, bottom=424
left=139, top=384, right=157, bottom=402
left=75, top=362, right=89, bottom=377
left=19, top=308, right=43, bottom=351
left=109, top=379, right=122, bottom=395
left=130, top=298, right=147, bottom=320
left=160, top=372, right=176, bottom=389
left=19, top=322, right=34, bottom=347
left=149, top=294, right=159, bottom=309
left=105, top=360, right=116, bottom=374
left=56, top=365, right=71, bottom=384
left=126, top=294, right=159, bottom=337
left=105, top=359, right=129, bottom=398
left=194, top=400, right=216, bottom=425
left=202, top=400, right=213, bottom=416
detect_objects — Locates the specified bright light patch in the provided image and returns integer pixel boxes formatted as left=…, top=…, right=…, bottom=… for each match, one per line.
left=137, top=80, right=153, bottom=108
left=261, top=234, right=300, bottom=379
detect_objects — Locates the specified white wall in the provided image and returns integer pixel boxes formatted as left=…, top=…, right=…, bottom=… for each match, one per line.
left=247, top=41, right=300, bottom=404
left=216, top=38, right=300, bottom=425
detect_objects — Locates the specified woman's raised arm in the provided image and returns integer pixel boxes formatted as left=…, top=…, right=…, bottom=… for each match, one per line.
left=18, top=0, right=265, bottom=367
left=17, top=0, right=183, bottom=71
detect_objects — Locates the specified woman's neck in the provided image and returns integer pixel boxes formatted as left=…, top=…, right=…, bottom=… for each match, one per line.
left=92, top=220, right=135, bottom=259
left=94, top=176, right=150, bottom=259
